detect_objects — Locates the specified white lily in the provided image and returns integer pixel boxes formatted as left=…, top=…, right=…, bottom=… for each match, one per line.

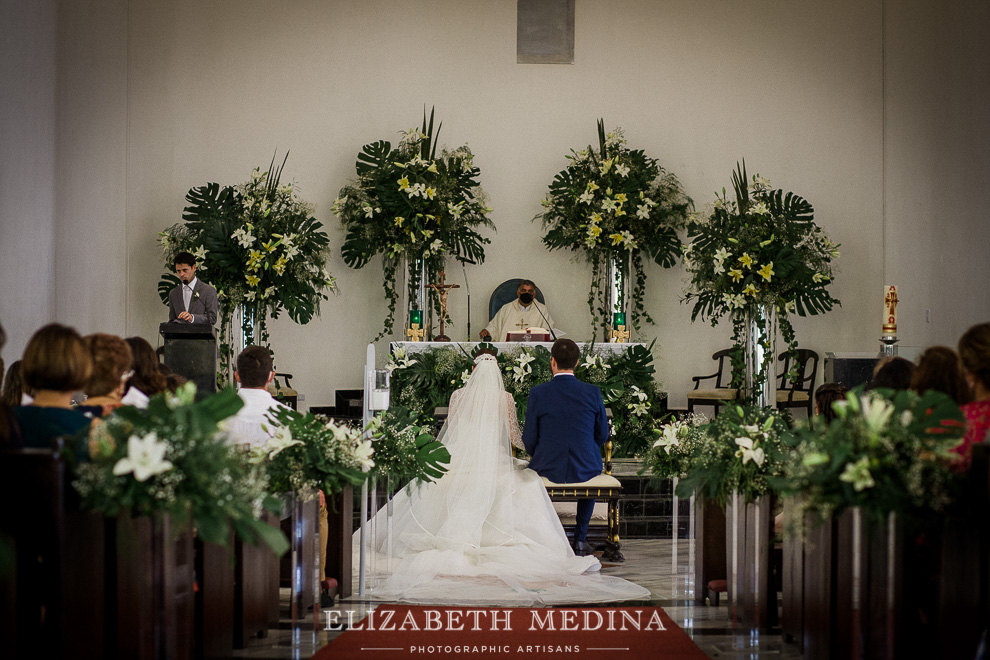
left=860, top=395, right=894, bottom=434
left=113, top=432, right=174, bottom=482
left=653, top=423, right=681, bottom=454
left=734, top=437, right=765, bottom=467
left=265, top=426, right=302, bottom=457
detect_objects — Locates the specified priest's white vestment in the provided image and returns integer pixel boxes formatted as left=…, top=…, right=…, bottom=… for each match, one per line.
left=484, top=299, right=556, bottom=341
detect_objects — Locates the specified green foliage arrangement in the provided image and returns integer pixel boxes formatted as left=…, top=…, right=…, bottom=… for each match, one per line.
left=642, top=412, right=710, bottom=481
left=367, top=406, right=451, bottom=486
left=682, top=162, right=840, bottom=397
left=74, top=383, right=288, bottom=556
left=158, top=154, right=336, bottom=383
left=386, top=343, right=668, bottom=458
left=249, top=408, right=374, bottom=499
left=333, top=109, right=494, bottom=339
left=776, top=388, right=965, bottom=527
left=665, top=405, right=792, bottom=504
left=538, top=121, right=693, bottom=338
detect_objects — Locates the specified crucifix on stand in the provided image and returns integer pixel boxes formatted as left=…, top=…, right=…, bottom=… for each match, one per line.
left=427, top=270, right=460, bottom=342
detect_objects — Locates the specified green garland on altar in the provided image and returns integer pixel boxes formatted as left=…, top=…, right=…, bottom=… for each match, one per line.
left=682, top=161, right=840, bottom=399
left=386, top=343, right=668, bottom=459
left=333, top=108, right=494, bottom=339
left=538, top=121, right=693, bottom=339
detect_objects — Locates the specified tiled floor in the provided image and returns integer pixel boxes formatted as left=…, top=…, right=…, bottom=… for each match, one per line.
left=232, top=538, right=803, bottom=659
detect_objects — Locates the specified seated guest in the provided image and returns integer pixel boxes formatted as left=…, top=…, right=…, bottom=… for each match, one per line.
left=2, top=359, right=32, bottom=406
left=958, top=323, right=990, bottom=461
left=225, top=345, right=288, bottom=447
left=121, top=336, right=168, bottom=407
left=868, top=356, right=915, bottom=391
left=480, top=280, right=557, bottom=341
left=814, top=382, right=848, bottom=425
left=78, top=333, right=133, bottom=418
left=911, top=346, right=971, bottom=405
left=0, top=323, right=22, bottom=447
left=165, top=372, right=188, bottom=392
left=15, top=323, right=93, bottom=449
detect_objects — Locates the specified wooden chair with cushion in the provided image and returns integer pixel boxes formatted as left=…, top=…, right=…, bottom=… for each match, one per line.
left=776, top=349, right=819, bottom=417
left=687, top=348, right=740, bottom=416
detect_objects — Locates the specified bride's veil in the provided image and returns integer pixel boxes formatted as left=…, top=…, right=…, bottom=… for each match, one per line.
left=358, top=352, right=652, bottom=605
left=385, top=353, right=516, bottom=554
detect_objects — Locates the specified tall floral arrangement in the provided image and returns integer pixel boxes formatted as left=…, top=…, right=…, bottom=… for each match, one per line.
left=74, top=383, right=288, bottom=555
left=682, top=162, right=839, bottom=398
left=539, top=121, right=692, bottom=338
left=776, top=388, right=965, bottom=527
left=159, top=154, right=336, bottom=383
left=334, top=109, right=494, bottom=339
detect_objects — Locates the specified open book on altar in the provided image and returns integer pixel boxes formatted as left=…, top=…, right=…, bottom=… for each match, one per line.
left=506, top=327, right=552, bottom=342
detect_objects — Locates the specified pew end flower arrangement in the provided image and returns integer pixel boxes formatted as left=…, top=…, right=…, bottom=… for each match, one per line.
left=334, top=108, right=494, bottom=339
left=650, top=404, right=791, bottom=505
left=642, top=412, right=709, bottom=483
left=74, top=383, right=289, bottom=556
left=250, top=408, right=375, bottom=499
left=159, top=153, right=336, bottom=384
left=539, top=121, right=693, bottom=339
left=775, top=388, right=965, bottom=530
left=366, top=407, right=451, bottom=488
left=682, top=162, right=840, bottom=398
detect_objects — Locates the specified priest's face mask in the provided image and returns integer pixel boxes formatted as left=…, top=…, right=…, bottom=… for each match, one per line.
left=517, top=283, right=536, bottom=305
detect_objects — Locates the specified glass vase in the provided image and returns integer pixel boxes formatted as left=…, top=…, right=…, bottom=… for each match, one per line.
left=744, top=305, right=777, bottom=407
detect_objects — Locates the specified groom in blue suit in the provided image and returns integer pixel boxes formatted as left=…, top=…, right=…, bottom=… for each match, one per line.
left=523, top=338, right=609, bottom=556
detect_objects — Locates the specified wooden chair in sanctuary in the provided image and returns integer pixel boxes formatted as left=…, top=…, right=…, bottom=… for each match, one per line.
left=686, top=348, right=739, bottom=415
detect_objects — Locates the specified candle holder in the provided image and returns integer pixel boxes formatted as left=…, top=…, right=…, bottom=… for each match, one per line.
left=879, top=335, right=899, bottom=358
left=405, top=310, right=425, bottom=342
left=609, top=318, right=630, bottom=344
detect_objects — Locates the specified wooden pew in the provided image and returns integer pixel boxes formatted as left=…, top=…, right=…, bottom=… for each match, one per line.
left=0, top=447, right=105, bottom=659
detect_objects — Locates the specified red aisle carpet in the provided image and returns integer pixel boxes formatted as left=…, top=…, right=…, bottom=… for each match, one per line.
left=313, top=606, right=708, bottom=659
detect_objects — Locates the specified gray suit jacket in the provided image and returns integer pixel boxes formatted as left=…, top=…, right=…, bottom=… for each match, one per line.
left=168, top=279, right=218, bottom=325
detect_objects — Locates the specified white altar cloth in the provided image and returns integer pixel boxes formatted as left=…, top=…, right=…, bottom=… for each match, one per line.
left=390, top=341, right=645, bottom=356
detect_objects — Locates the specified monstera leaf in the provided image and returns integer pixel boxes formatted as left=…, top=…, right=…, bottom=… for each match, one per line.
left=356, top=140, right=392, bottom=176
left=158, top=273, right=181, bottom=305
left=413, top=431, right=451, bottom=483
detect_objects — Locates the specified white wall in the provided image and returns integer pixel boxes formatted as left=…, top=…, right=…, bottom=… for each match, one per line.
left=883, top=0, right=990, bottom=349
left=4, top=0, right=987, bottom=410
left=0, top=0, right=57, bottom=361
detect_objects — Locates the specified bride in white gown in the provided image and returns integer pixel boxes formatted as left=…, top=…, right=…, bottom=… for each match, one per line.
left=357, top=352, right=650, bottom=606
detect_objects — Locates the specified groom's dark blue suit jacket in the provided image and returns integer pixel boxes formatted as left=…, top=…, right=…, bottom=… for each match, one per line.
left=522, top=373, right=609, bottom=484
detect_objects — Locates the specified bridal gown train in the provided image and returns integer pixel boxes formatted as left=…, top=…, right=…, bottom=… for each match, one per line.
left=355, top=355, right=650, bottom=606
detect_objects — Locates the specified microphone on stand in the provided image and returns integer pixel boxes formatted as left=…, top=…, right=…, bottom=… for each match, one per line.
left=456, top=257, right=476, bottom=341
left=532, top=298, right=557, bottom=341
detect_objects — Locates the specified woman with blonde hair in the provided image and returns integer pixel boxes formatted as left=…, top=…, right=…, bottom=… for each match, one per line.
left=79, top=333, right=133, bottom=418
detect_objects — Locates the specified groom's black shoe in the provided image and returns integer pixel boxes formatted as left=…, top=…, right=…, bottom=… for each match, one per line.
left=573, top=540, right=595, bottom=556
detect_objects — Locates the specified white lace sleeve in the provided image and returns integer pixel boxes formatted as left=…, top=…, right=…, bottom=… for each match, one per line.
left=448, top=389, right=463, bottom=420
left=505, top=393, right=524, bottom=450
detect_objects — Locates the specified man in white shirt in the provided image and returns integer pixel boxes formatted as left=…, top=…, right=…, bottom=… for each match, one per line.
left=225, top=346, right=288, bottom=448
left=480, top=280, right=556, bottom=341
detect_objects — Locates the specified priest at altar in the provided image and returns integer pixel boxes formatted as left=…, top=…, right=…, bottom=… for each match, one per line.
left=480, top=279, right=558, bottom=341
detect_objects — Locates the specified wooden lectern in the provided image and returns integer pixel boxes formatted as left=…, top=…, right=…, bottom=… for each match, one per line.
left=159, top=323, right=217, bottom=400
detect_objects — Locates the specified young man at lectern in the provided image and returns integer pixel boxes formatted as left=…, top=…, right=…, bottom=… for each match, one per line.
left=168, top=251, right=218, bottom=325
left=479, top=280, right=556, bottom=341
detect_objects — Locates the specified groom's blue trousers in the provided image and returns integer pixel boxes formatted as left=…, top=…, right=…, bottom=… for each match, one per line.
left=575, top=499, right=595, bottom=543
